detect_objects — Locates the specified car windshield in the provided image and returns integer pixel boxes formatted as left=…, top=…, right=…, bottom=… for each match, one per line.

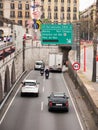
left=36, top=62, right=42, bottom=65
left=24, top=82, right=36, bottom=86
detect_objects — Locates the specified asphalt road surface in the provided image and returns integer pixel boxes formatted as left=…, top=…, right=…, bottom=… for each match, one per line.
left=0, top=70, right=86, bottom=130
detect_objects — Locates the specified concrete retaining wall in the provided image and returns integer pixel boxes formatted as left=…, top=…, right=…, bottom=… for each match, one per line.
left=68, top=50, right=98, bottom=124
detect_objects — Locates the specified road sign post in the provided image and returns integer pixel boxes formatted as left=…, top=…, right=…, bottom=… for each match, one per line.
left=72, top=62, right=80, bottom=89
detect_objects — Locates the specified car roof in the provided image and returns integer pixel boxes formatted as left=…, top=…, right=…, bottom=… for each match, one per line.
left=35, top=60, right=43, bottom=63
left=23, top=79, right=37, bottom=83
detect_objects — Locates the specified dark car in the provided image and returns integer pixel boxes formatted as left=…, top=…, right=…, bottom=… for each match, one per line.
left=48, top=92, right=69, bottom=112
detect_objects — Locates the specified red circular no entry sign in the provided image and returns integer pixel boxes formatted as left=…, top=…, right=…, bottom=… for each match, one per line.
left=72, top=62, right=80, bottom=70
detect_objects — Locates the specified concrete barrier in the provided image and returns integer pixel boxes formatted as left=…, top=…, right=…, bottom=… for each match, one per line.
left=68, top=50, right=98, bottom=124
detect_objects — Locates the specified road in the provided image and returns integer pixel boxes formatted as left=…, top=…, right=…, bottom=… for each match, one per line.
left=0, top=70, right=84, bottom=130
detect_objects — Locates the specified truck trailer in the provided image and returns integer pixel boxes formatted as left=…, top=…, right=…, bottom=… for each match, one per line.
left=48, top=53, right=63, bottom=72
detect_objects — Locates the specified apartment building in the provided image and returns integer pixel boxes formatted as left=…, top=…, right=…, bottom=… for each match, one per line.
left=0, top=0, right=79, bottom=27
left=80, top=2, right=96, bottom=23
left=0, top=0, right=31, bottom=27
left=41, top=0, right=79, bottom=23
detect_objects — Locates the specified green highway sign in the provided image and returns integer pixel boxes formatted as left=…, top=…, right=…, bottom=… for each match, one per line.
left=41, top=24, right=73, bottom=45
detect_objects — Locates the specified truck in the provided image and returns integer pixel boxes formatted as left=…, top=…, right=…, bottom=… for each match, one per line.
left=48, top=53, right=63, bottom=72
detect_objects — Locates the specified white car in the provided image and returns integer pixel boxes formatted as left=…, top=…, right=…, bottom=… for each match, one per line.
left=21, top=79, right=39, bottom=97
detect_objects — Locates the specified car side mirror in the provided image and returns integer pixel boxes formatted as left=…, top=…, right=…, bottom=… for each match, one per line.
left=37, top=82, right=40, bottom=84
left=66, top=97, right=69, bottom=99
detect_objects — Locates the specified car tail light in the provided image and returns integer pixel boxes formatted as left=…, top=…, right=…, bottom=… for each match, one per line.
left=49, top=101, right=52, bottom=106
left=65, top=101, right=68, bottom=107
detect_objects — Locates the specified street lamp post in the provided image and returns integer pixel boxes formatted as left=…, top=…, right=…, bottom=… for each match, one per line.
left=92, top=0, right=98, bottom=82
left=76, top=23, right=81, bottom=63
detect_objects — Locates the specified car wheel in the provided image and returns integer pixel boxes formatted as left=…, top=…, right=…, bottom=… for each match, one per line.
left=48, top=107, right=51, bottom=112
left=66, top=108, right=69, bottom=112
left=21, top=92, right=23, bottom=97
left=36, top=93, right=39, bottom=97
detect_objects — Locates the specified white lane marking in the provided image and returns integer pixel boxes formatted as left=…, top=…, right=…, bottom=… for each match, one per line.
left=24, top=70, right=33, bottom=79
left=42, top=87, right=45, bottom=92
left=0, top=86, right=21, bottom=125
left=41, top=101, right=44, bottom=111
left=62, top=74, right=84, bottom=130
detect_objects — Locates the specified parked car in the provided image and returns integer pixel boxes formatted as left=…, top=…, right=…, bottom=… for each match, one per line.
left=21, top=79, right=39, bottom=97
left=34, top=60, right=45, bottom=70
left=48, top=92, right=69, bottom=112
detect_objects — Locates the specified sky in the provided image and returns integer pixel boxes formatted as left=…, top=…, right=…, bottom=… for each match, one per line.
left=79, top=0, right=96, bottom=11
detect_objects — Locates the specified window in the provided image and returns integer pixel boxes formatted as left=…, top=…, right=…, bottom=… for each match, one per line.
left=18, top=11, right=22, bottom=17
left=74, top=0, right=77, bottom=3
left=25, top=20, right=28, bottom=27
left=0, top=21, right=3, bottom=26
left=73, top=14, right=77, bottom=20
left=67, top=0, right=70, bottom=3
left=60, top=13, right=64, bottom=20
left=10, top=11, right=15, bottom=17
left=0, top=11, right=3, bottom=16
left=54, top=0, right=58, bottom=2
left=61, top=0, right=64, bottom=2
left=54, top=13, right=58, bottom=19
left=41, top=13, right=45, bottom=18
left=25, top=12, right=29, bottom=18
left=48, top=6, right=51, bottom=11
left=67, top=13, right=70, bottom=20
left=10, top=3, right=15, bottom=9
left=41, top=6, right=44, bottom=11
left=18, top=20, right=22, bottom=25
left=73, top=7, right=77, bottom=12
left=48, top=0, right=51, bottom=2
left=18, top=4, right=22, bottom=9
left=67, top=7, right=71, bottom=12
left=54, top=6, right=58, bottom=11
left=61, top=7, right=64, bottom=11
left=48, top=12, right=51, bottom=19
left=0, top=3, right=3, bottom=8
left=25, top=4, right=29, bottom=10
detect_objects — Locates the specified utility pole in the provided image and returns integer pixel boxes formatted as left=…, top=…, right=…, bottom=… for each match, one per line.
left=23, top=38, right=26, bottom=72
left=92, top=0, right=98, bottom=82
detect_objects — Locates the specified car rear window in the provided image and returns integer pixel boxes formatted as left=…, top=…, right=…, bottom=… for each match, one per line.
left=24, top=82, right=36, bottom=86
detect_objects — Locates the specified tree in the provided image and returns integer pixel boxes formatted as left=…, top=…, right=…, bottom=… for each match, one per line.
left=79, top=19, right=94, bottom=40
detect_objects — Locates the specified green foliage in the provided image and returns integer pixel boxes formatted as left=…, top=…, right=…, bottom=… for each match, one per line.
left=80, top=19, right=94, bottom=40
left=42, top=18, right=51, bottom=23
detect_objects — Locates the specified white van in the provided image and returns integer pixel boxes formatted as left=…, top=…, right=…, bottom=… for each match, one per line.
left=34, top=60, right=45, bottom=70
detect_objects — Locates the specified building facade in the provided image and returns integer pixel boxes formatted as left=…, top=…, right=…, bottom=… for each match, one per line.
left=41, top=0, right=79, bottom=23
left=80, top=2, right=96, bottom=23
left=0, top=0, right=79, bottom=27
